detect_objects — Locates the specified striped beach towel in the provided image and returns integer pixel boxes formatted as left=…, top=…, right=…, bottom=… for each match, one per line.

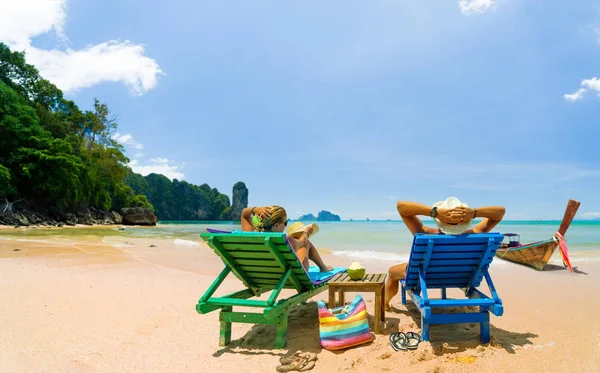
left=317, top=295, right=373, bottom=350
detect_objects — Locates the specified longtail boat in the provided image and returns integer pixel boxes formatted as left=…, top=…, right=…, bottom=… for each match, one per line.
left=495, top=199, right=581, bottom=271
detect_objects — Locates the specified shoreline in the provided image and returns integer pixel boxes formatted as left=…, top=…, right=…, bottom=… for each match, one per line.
left=2, top=227, right=600, bottom=267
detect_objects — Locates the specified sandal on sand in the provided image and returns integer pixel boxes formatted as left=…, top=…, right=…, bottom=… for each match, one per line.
left=276, top=358, right=316, bottom=372
left=389, top=332, right=407, bottom=351
left=298, top=361, right=315, bottom=372
left=405, top=331, right=422, bottom=350
left=280, top=351, right=317, bottom=365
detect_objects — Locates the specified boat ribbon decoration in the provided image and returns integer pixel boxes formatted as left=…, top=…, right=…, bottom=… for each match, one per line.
left=553, top=231, right=573, bottom=272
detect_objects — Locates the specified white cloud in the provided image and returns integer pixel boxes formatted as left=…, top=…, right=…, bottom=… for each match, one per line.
left=564, top=77, right=600, bottom=102
left=0, top=0, right=163, bottom=95
left=583, top=77, right=600, bottom=92
left=459, top=0, right=497, bottom=14
left=129, top=158, right=185, bottom=180
left=112, top=132, right=144, bottom=149
left=0, top=0, right=67, bottom=46
left=112, top=133, right=184, bottom=179
left=564, top=88, right=586, bottom=102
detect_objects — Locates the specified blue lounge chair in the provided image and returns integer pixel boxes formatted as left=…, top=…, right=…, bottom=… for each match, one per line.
left=401, top=233, right=504, bottom=343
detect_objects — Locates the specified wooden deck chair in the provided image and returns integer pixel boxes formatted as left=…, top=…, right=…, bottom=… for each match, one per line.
left=401, top=233, right=504, bottom=343
left=197, top=231, right=332, bottom=348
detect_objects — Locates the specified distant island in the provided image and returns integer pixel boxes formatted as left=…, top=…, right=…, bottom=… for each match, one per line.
left=296, top=210, right=341, bottom=221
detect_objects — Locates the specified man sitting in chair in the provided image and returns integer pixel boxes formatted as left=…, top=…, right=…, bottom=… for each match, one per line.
left=384, top=197, right=506, bottom=311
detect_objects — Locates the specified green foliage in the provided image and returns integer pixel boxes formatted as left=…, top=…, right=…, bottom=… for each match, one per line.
left=0, top=164, right=15, bottom=198
left=126, top=170, right=232, bottom=220
left=233, top=181, right=246, bottom=189
left=0, top=42, right=151, bottom=212
left=11, top=136, right=84, bottom=207
left=130, top=194, right=154, bottom=211
left=220, top=206, right=232, bottom=221
left=111, top=182, right=134, bottom=212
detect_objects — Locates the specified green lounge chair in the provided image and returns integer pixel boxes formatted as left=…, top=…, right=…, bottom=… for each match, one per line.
left=197, top=231, right=333, bottom=348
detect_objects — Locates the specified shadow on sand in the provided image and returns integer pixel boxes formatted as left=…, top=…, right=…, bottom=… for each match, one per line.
left=212, top=301, right=323, bottom=359
left=542, top=264, right=587, bottom=275
left=212, top=300, right=387, bottom=358
left=391, top=301, right=538, bottom=356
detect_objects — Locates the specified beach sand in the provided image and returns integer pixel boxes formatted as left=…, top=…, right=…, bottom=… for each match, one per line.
left=1, top=231, right=599, bottom=372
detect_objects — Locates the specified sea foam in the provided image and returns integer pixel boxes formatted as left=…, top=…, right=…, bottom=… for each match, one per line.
left=173, top=239, right=201, bottom=247
left=332, top=250, right=409, bottom=262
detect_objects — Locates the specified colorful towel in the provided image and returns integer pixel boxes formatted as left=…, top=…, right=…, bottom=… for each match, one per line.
left=317, top=294, right=373, bottom=350
left=307, top=266, right=347, bottom=284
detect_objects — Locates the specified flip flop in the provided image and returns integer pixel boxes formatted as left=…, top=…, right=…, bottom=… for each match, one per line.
left=276, top=358, right=316, bottom=372
left=405, top=331, right=421, bottom=350
left=276, top=358, right=304, bottom=372
left=389, top=332, right=407, bottom=351
left=280, top=351, right=317, bottom=365
left=298, top=361, right=315, bottom=372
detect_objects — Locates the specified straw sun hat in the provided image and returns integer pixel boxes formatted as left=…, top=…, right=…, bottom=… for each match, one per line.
left=433, top=197, right=473, bottom=235
left=287, top=222, right=320, bottom=239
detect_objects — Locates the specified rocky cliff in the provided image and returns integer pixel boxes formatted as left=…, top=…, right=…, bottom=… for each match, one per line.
left=230, top=182, right=248, bottom=221
left=120, top=207, right=158, bottom=226
left=0, top=206, right=121, bottom=227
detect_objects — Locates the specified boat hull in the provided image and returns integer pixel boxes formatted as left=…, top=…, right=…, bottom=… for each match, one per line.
left=495, top=241, right=558, bottom=271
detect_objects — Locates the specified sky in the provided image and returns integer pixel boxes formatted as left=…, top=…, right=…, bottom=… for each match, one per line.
left=1, top=0, right=600, bottom=220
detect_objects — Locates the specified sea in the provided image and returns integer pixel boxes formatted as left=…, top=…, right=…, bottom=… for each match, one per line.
left=3, top=220, right=598, bottom=264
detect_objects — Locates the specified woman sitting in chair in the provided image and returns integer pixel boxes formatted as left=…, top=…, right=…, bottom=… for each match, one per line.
left=240, top=205, right=333, bottom=272
left=384, top=197, right=506, bottom=310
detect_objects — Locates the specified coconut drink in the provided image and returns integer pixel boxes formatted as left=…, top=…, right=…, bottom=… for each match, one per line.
left=348, top=261, right=366, bottom=280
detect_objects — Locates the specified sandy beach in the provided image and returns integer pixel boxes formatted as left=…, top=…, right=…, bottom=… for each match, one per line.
left=1, top=228, right=599, bottom=373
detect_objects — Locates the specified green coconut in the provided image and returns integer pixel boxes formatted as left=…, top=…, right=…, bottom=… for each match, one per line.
left=348, top=261, right=366, bottom=280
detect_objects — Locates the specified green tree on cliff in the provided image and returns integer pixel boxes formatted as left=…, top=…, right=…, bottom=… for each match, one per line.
left=0, top=42, right=150, bottom=212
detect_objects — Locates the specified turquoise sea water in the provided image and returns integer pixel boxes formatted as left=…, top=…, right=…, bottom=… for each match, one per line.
left=3, top=220, right=599, bottom=262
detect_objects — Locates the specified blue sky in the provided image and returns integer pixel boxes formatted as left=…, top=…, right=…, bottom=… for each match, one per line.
left=2, top=0, right=600, bottom=220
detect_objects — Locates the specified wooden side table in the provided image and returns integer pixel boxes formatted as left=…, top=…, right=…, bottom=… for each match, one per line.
left=327, top=273, right=387, bottom=334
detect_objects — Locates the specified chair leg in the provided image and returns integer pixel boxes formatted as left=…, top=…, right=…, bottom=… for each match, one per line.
left=374, top=289, right=382, bottom=334
left=421, top=314, right=430, bottom=342
left=380, top=286, right=386, bottom=322
left=275, top=313, right=289, bottom=349
left=401, top=287, right=406, bottom=305
left=480, top=311, right=490, bottom=343
left=441, top=288, right=447, bottom=299
left=219, top=307, right=232, bottom=346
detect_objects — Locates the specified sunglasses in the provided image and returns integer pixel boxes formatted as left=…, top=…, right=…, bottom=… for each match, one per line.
left=283, top=220, right=288, bottom=226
